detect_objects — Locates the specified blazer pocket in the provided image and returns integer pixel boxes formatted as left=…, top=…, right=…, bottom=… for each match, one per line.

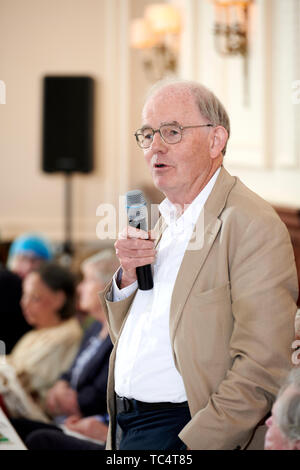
left=193, top=282, right=231, bottom=305
left=183, top=282, right=233, bottom=367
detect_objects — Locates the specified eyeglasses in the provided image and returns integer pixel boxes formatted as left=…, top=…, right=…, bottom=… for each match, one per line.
left=134, top=123, right=214, bottom=149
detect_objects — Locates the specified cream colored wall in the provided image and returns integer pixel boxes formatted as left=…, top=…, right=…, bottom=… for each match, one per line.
left=177, top=0, right=300, bottom=208
left=0, top=0, right=154, bottom=243
left=128, top=0, right=157, bottom=193
left=0, top=0, right=299, bottom=246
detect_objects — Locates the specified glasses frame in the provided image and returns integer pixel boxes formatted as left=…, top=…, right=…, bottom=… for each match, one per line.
left=134, top=123, right=214, bottom=149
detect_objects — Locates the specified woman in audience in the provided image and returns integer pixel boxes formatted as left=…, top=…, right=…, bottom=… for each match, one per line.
left=6, top=232, right=53, bottom=279
left=0, top=233, right=53, bottom=353
left=45, top=249, right=118, bottom=421
left=2, top=262, right=82, bottom=416
left=10, top=249, right=119, bottom=449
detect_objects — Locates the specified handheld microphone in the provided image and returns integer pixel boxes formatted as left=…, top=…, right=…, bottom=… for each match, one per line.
left=125, top=190, right=154, bottom=291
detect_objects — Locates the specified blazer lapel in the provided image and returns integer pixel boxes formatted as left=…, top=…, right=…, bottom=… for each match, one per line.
left=169, top=167, right=237, bottom=351
left=152, top=215, right=167, bottom=247
left=169, top=214, right=222, bottom=351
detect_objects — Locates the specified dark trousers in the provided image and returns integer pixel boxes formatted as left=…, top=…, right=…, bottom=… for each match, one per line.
left=10, top=418, right=104, bottom=450
left=10, top=418, right=61, bottom=443
left=117, top=406, right=191, bottom=450
left=26, top=429, right=104, bottom=450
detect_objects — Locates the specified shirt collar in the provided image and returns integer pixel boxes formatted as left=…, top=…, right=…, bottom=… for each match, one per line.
left=159, top=167, right=221, bottom=228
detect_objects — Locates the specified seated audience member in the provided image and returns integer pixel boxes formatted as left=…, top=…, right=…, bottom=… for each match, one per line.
left=7, top=233, right=53, bottom=280
left=10, top=249, right=118, bottom=449
left=264, top=367, right=300, bottom=450
left=0, top=233, right=53, bottom=353
left=0, top=269, right=25, bottom=354
left=1, top=263, right=82, bottom=416
left=45, top=250, right=117, bottom=421
left=24, top=417, right=107, bottom=450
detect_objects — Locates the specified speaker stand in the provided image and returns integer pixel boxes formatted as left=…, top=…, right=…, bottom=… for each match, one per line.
left=62, top=172, right=74, bottom=262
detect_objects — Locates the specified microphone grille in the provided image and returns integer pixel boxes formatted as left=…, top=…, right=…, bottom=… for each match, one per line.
left=125, top=190, right=148, bottom=231
left=126, top=190, right=146, bottom=207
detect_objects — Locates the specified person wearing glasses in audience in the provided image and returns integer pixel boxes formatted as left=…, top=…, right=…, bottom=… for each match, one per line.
left=9, top=250, right=118, bottom=449
left=0, top=233, right=53, bottom=353
left=264, top=367, right=300, bottom=450
left=99, top=79, right=298, bottom=450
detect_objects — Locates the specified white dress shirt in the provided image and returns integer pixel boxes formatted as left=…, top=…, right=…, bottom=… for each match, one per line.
left=113, top=168, right=221, bottom=403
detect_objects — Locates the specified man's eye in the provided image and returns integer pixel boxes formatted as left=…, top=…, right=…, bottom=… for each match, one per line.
left=143, top=132, right=153, bottom=140
left=165, top=127, right=180, bottom=137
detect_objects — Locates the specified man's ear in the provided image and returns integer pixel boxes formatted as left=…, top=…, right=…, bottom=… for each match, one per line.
left=209, top=126, right=228, bottom=159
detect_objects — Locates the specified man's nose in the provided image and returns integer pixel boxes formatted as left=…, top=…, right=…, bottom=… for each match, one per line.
left=150, top=130, right=168, bottom=152
left=265, top=416, right=273, bottom=428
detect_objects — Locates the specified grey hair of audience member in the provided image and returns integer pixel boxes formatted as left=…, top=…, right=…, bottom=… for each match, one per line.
left=81, top=249, right=120, bottom=285
left=144, top=78, right=231, bottom=156
left=276, top=367, right=300, bottom=443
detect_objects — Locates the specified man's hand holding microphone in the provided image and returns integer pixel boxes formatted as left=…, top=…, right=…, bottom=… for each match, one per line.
left=114, top=226, right=156, bottom=290
left=114, top=190, right=156, bottom=291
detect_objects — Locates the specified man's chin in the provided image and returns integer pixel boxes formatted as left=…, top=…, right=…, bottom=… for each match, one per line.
left=152, top=177, right=173, bottom=195
left=264, top=443, right=272, bottom=450
left=264, top=435, right=274, bottom=450
left=264, top=440, right=282, bottom=451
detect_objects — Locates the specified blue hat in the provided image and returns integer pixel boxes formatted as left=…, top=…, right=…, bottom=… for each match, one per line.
left=8, top=233, right=53, bottom=261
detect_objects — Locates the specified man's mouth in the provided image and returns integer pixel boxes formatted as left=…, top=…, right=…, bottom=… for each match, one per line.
left=154, top=163, right=169, bottom=168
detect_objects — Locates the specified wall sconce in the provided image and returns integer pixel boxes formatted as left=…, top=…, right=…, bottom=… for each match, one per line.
left=131, top=4, right=181, bottom=82
left=211, top=0, right=253, bottom=105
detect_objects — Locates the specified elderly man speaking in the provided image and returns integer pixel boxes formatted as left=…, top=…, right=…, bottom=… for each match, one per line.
left=99, top=80, right=298, bottom=450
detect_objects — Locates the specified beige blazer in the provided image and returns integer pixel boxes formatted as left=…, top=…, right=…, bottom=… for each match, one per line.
left=99, top=167, right=298, bottom=450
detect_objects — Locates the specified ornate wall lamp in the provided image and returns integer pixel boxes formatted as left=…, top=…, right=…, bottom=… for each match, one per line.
left=211, top=0, right=253, bottom=105
left=131, top=4, right=181, bottom=82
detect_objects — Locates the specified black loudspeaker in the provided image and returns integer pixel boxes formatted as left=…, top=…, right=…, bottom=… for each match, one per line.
left=42, top=76, right=94, bottom=173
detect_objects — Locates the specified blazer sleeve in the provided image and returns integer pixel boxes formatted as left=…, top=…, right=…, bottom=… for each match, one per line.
left=98, top=281, right=137, bottom=344
left=179, top=212, right=298, bottom=450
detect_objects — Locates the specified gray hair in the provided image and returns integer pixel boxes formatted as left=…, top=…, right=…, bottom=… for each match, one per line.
left=276, top=367, right=300, bottom=442
left=144, top=78, right=230, bottom=155
left=81, top=249, right=119, bottom=285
